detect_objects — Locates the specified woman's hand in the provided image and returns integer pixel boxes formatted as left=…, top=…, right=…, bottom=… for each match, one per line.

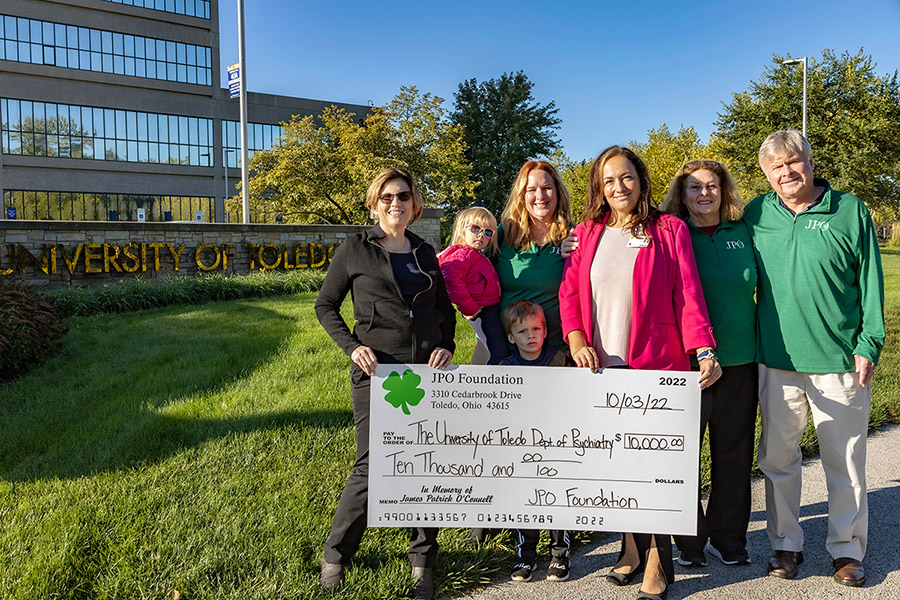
left=568, top=331, right=598, bottom=371
left=351, top=345, right=378, bottom=376
left=697, top=348, right=722, bottom=389
left=465, top=309, right=482, bottom=321
left=572, top=345, right=599, bottom=371
left=561, top=231, right=579, bottom=259
left=428, top=347, right=453, bottom=370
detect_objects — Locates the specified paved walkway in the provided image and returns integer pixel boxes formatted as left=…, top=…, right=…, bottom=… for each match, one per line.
left=454, top=424, right=900, bottom=600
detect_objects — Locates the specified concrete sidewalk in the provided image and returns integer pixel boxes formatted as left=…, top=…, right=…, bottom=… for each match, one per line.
left=454, top=423, right=900, bottom=600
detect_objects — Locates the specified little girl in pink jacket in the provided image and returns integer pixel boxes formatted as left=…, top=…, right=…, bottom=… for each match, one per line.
left=438, top=207, right=507, bottom=363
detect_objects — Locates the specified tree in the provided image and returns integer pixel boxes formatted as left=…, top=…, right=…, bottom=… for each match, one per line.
left=384, top=87, right=476, bottom=218
left=451, top=71, right=561, bottom=216
left=716, top=49, right=900, bottom=218
left=232, top=86, right=476, bottom=225
left=629, top=124, right=720, bottom=203
left=551, top=125, right=738, bottom=218
left=547, top=147, right=591, bottom=221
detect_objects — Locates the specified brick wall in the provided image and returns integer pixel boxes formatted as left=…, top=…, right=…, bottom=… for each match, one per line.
left=0, top=209, right=443, bottom=286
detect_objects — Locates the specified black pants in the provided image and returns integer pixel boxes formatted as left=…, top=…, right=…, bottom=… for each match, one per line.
left=478, top=303, right=510, bottom=365
left=323, top=374, right=438, bottom=568
left=675, top=363, right=759, bottom=556
left=516, top=529, right=570, bottom=562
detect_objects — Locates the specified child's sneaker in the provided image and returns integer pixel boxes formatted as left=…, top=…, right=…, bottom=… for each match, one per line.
left=510, top=561, right=536, bottom=582
left=676, top=551, right=707, bottom=567
left=706, top=541, right=750, bottom=566
left=546, top=557, right=570, bottom=581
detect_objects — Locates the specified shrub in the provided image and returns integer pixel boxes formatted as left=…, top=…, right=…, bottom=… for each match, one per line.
left=0, top=284, right=68, bottom=382
left=889, top=222, right=900, bottom=247
left=41, top=270, right=327, bottom=318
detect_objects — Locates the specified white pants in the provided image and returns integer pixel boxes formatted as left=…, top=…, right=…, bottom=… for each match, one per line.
left=757, top=365, right=870, bottom=561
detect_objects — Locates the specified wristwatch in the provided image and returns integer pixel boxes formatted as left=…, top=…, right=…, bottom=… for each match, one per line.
left=696, top=348, right=718, bottom=363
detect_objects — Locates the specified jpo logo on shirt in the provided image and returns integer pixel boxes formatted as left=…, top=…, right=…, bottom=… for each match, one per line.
left=805, top=219, right=830, bottom=231
left=725, top=240, right=745, bottom=249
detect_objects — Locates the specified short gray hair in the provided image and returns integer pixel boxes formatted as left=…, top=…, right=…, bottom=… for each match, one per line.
left=758, top=129, right=812, bottom=170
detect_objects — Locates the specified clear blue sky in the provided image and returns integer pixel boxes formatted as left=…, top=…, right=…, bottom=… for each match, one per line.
left=218, top=0, right=900, bottom=161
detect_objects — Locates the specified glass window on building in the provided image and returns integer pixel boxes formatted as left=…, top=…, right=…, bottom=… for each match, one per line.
left=0, top=14, right=212, bottom=85
left=1, top=98, right=214, bottom=167
left=100, top=0, right=211, bottom=19
left=4, top=190, right=215, bottom=222
left=222, top=120, right=283, bottom=168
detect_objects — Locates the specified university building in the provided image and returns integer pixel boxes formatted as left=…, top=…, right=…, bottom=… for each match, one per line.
left=0, top=0, right=369, bottom=223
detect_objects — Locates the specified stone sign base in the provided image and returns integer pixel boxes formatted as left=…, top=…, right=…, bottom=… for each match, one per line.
left=0, top=209, right=442, bottom=287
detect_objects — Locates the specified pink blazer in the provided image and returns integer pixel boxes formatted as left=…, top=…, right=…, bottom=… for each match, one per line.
left=559, top=213, right=715, bottom=371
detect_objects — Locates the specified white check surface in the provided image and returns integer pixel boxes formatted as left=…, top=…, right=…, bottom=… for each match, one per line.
left=369, top=364, right=700, bottom=535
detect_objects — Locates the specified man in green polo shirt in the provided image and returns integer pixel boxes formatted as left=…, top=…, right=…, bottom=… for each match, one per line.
left=744, top=130, right=885, bottom=588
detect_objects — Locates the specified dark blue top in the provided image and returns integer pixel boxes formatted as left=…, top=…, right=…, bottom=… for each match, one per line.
left=390, top=252, right=429, bottom=308
left=500, top=344, right=568, bottom=367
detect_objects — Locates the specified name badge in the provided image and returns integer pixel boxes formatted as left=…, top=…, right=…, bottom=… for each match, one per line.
left=627, top=236, right=650, bottom=248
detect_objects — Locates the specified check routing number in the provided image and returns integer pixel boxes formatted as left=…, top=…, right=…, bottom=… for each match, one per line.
left=368, top=364, right=700, bottom=535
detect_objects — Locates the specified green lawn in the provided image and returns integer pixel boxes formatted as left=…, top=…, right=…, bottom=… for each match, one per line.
left=1, top=250, right=898, bottom=599
left=0, top=296, right=521, bottom=599
left=874, top=247, right=900, bottom=426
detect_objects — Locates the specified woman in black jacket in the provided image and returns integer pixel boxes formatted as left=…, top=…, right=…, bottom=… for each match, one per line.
left=315, top=168, right=456, bottom=600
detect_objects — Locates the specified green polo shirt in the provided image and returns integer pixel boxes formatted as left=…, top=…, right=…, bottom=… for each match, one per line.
left=743, top=179, right=885, bottom=372
left=494, top=226, right=567, bottom=348
left=687, top=218, right=757, bottom=367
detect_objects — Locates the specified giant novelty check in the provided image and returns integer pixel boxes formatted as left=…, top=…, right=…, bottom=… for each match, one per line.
left=368, top=364, right=700, bottom=535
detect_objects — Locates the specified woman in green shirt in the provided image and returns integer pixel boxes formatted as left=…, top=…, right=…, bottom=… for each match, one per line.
left=468, top=160, right=574, bottom=548
left=495, top=160, right=574, bottom=349
left=660, top=159, right=759, bottom=569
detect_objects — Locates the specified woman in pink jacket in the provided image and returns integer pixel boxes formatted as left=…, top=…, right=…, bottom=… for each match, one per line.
left=559, top=146, right=720, bottom=600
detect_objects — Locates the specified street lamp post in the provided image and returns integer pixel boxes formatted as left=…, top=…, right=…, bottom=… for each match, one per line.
left=237, top=0, right=250, bottom=224
left=782, top=57, right=808, bottom=138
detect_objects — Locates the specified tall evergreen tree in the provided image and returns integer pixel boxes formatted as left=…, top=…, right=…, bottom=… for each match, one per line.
left=451, top=71, right=561, bottom=217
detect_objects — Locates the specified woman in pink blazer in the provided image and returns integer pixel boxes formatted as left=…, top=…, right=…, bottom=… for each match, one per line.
left=559, top=146, right=720, bottom=600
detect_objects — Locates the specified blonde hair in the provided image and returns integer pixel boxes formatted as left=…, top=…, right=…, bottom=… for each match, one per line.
left=660, top=159, right=744, bottom=223
left=449, top=206, right=499, bottom=254
left=501, top=161, right=573, bottom=252
left=758, top=129, right=812, bottom=170
left=364, top=168, right=423, bottom=225
left=502, top=299, right=546, bottom=335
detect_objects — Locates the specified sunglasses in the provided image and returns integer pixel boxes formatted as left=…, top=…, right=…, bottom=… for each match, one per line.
left=465, top=224, right=495, bottom=239
left=683, top=160, right=722, bottom=172
left=377, top=191, right=413, bottom=204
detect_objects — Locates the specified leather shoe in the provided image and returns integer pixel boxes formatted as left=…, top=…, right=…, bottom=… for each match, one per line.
left=833, top=557, right=865, bottom=587
left=411, top=566, right=434, bottom=599
left=767, top=550, right=804, bottom=579
left=320, top=559, right=344, bottom=591
left=636, top=588, right=668, bottom=600
left=606, top=563, right=644, bottom=586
